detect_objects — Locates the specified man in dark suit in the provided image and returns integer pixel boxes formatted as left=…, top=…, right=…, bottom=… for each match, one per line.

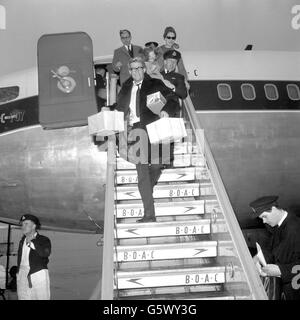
left=249, top=196, right=300, bottom=300
left=160, top=49, right=188, bottom=117
left=112, top=29, right=143, bottom=85
left=114, top=57, right=178, bottom=223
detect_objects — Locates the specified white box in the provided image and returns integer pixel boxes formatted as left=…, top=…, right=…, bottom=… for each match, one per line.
left=146, top=118, right=187, bottom=144
left=88, top=110, right=124, bottom=136
left=146, top=91, right=166, bottom=115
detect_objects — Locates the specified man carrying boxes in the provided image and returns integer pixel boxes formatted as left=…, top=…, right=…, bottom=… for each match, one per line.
left=112, top=56, right=183, bottom=223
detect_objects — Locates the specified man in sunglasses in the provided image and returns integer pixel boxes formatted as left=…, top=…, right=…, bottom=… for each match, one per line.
left=113, top=57, right=177, bottom=223
left=112, top=29, right=143, bottom=85
left=249, top=195, right=300, bottom=300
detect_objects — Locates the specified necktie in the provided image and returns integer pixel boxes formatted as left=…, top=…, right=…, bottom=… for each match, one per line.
left=136, top=84, right=140, bottom=117
left=128, top=46, right=133, bottom=58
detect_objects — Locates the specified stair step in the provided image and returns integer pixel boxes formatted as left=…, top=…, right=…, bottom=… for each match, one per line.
left=115, top=219, right=228, bottom=239
left=115, top=241, right=218, bottom=262
left=116, top=154, right=205, bottom=170
left=115, top=199, right=221, bottom=219
left=119, top=291, right=240, bottom=300
left=115, top=240, right=235, bottom=263
left=115, top=200, right=205, bottom=218
left=115, top=183, right=215, bottom=200
left=117, top=283, right=224, bottom=298
left=115, top=167, right=209, bottom=185
left=116, top=266, right=226, bottom=289
left=173, top=142, right=199, bottom=155
left=117, top=257, right=217, bottom=272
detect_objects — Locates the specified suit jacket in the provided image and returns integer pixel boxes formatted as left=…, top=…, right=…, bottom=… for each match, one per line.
left=115, top=73, right=177, bottom=128
left=261, top=213, right=300, bottom=300
left=112, top=44, right=143, bottom=85
left=113, top=74, right=178, bottom=164
left=161, top=70, right=187, bottom=116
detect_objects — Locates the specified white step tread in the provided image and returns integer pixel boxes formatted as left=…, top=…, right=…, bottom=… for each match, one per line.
left=116, top=266, right=226, bottom=289
left=115, top=241, right=218, bottom=262
left=115, top=200, right=205, bottom=218
left=115, top=219, right=227, bottom=239
left=115, top=167, right=209, bottom=185
left=173, top=142, right=199, bottom=155
left=119, top=291, right=243, bottom=300
left=116, top=154, right=205, bottom=170
left=115, top=240, right=235, bottom=262
left=115, top=199, right=220, bottom=219
left=115, top=183, right=215, bottom=200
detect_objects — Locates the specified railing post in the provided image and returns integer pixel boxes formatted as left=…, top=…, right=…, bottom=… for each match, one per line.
left=109, top=74, right=118, bottom=105
left=100, top=134, right=116, bottom=299
left=5, top=224, right=11, bottom=289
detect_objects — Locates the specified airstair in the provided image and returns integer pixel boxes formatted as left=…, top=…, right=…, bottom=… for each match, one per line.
left=100, top=96, right=267, bottom=300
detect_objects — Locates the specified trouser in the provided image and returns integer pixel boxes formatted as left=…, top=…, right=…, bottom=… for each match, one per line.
left=17, top=266, right=50, bottom=300
left=136, top=163, right=163, bottom=218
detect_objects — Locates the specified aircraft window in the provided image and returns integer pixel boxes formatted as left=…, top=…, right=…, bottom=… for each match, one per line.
left=264, top=84, right=279, bottom=101
left=287, top=84, right=300, bottom=101
left=241, top=83, right=256, bottom=100
left=217, top=84, right=232, bottom=101
left=0, top=86, right=20, bottom=103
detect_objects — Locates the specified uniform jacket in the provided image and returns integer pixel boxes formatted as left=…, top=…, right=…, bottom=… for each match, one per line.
left=17, top=233, right=51, bottom=278
left=113, top=74, right=178, bottom=164
left=161, top=70, right=187, bottom=116
left=156, top=45, right=188, bottom=80
left=262, top=213, right=300, bottom=300
left=112, top=44, right=143, bottom=85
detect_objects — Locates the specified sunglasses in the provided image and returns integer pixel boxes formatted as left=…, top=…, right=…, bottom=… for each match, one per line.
left=166, top=36, right=176, bottom=40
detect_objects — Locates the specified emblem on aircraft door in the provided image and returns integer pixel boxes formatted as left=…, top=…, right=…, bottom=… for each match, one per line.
left=51, top=66, right=76, bottom=93
left=37, top=32, right=97, bottom=129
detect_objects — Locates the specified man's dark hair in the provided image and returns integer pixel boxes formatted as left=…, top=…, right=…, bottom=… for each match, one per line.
left=120, top=29, right=131, bottom=37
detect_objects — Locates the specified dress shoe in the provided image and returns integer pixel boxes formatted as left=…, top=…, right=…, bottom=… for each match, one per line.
left=136, top=216, right=156, bottom=223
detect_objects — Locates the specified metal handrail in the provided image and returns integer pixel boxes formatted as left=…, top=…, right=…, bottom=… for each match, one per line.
left=99, top=73, right=117, bottom=299
left=183, top=95, right=268, bottom=300
left=100, top=135, right=116, bottom=299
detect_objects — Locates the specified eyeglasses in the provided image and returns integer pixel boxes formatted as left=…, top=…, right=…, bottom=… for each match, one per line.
left=121, top=36, right=130, bottom=39
left=166, top=36, right=176, bottom=40
left=130, top=66, right=144, bottom=71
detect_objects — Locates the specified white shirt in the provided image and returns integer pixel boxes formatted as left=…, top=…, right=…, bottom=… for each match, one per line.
left=20, top=233, right=37, bottom=267
left=126, top=45, right=132, bottom=52
left=128, top=81, right=142, bottom=126
left=278, top=210, right=288, bottom=227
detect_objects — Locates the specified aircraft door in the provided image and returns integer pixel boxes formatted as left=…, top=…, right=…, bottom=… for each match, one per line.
left=37, top=32, right=97, bottom=129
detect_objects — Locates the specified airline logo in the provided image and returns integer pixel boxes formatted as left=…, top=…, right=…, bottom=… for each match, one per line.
left=0, top=5, right=5, bottom=30
left=291, top=5, right=300, bottom=30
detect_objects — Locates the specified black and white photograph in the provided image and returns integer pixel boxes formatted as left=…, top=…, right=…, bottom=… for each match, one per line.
left=0, top=0, right=300, bottom=306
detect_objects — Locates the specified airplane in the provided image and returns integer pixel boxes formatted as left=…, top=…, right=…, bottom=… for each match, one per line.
left=1, top=47, right=300, bottom=236
left=1, top=0, right=300, bottom=237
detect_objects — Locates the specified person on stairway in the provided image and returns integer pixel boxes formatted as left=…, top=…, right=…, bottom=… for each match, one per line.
left=112, top=29, right=143, bottom=86
left=249, top=195, right=300, bottom=300
left=160, top=49, right=188, bottom=117
left=156, top=26, right=190, bottom=90
left=111, top=56, right=178, bottom=223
